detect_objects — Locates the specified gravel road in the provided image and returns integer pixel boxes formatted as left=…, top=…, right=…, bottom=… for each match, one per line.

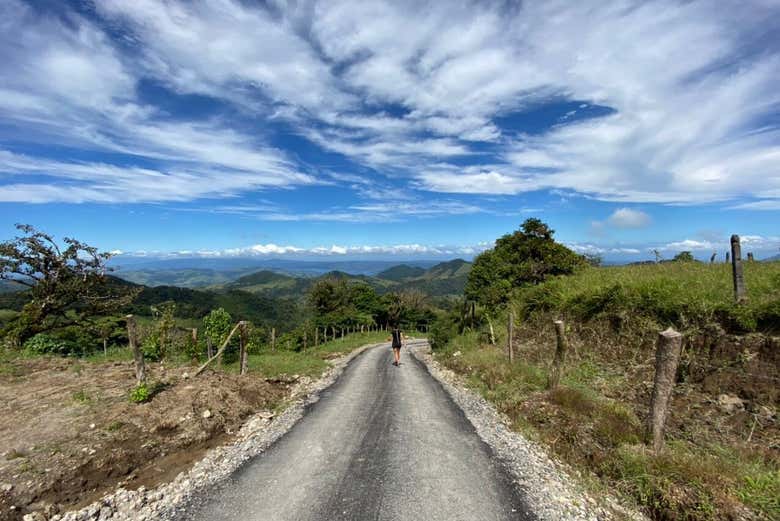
left=181, top=341, right=536, bottom=521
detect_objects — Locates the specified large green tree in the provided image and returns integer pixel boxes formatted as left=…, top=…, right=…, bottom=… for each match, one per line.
left=465, top=218, right=587, bottom=308
left=0, top=224, right=139, bottom=344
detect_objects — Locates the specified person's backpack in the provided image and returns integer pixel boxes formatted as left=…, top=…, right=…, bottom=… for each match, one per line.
left=391, top=329, right=402, bottom=348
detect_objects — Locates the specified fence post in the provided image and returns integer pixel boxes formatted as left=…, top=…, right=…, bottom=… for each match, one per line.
left=239, top=322, right=248, bottom=375
left=126, top=314, right=145, bottom=384
left=206, top=337, right=214, bottom=359
left=271, top=327, right=276, bottom=351
left=731, top=235, right=747, bottom=303
left=315, top=327, right=319, bottom=347
left=507, top=310, right=514, bottom=363
left=547, top=320, right=568, bottom=390
left=303, top=330, right=307, bottom=352
left=647, top=328, right=683, bottom=453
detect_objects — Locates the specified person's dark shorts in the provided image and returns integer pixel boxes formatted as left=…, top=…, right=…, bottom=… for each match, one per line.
left=391, top=343, right=401, bottom=349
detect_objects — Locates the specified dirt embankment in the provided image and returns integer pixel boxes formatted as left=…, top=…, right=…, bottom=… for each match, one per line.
left=0, top=357, right=290, bottom=521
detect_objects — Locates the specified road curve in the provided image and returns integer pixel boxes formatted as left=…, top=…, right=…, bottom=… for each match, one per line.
left=181, top=341, right=535, bottom=521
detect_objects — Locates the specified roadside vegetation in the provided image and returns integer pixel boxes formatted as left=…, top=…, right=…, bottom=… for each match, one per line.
left=431, top=219, right=780, bottom=520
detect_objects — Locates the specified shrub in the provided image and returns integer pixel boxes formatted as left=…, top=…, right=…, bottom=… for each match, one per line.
left=129, top=382, right=150, bottom=403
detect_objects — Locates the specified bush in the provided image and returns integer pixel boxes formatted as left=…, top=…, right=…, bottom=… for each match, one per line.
left=129, top=382, right=150, bottom=403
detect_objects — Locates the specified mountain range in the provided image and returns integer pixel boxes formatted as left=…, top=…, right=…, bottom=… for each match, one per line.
left=221, top=259, right=472, bottom=298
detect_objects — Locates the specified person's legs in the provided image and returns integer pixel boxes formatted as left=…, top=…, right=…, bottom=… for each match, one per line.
left=393, top=347, right=400, bottom=365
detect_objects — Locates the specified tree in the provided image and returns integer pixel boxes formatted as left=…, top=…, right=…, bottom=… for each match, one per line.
left=203, top=307, right=232, bottom=350
left=0, top=224, right=139, bottom=344
left=672, top=251, right=695, bottom=262
left=465, top=218, right=587, bottom=308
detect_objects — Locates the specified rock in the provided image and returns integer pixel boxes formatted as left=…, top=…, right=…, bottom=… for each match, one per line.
left=717, top=393, right=745, bottom=413
left=757, top=405, right=776, bottom=420
left=89, top=423, right=96, bottom=429
left=1, top=483, right=13, bottom=492
left=202, top=410, right=212, bottom=419
left=182, top=372, right=190, bottom=380
left=22, top=513, right=46, bottom=521
left=453, top=350, right=462, bottom=357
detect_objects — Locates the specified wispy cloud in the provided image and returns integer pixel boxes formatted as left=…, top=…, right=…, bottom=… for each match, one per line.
left=0, top=0, right=778, bottom=210
left=120, top=242, right=493, bottom=258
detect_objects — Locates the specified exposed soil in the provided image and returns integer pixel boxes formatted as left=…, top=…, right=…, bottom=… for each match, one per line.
left=0, top=357, right=289, bottom=520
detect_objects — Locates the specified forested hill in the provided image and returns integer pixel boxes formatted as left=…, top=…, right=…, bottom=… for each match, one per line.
left=224, top=260, right=472, bottom=298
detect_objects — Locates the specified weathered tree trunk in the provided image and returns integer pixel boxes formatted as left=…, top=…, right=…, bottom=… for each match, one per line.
left=646, top=328, right=683, bottom=453
left=126, top=315, right=145, bottom=384
left=239, top=322, right=248, bottom=376
left=731, top=235, right=747, bottom=303
left=206, top=337, right=214, bottom=359
left=547, top=320, right=568, bottom=390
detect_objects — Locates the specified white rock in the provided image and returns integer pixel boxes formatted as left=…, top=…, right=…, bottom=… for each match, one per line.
left=202, top=410, right=212, bottom=419
left=718, top=393, right=745, bottom=413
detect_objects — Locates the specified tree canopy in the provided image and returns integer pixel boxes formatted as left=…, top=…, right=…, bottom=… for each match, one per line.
left=0, top=224, right=139, bottom=343
left=465, top=218, right=587, bottom=308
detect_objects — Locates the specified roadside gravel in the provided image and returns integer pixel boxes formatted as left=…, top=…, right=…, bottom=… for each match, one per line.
left=43, top=343, right=382, bottom=521
left=407, top=341, right=648, bottom=521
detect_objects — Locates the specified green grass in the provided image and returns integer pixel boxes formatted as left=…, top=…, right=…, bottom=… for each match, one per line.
left=224, top=330, right=390, bottom=379
left=438, top=337, right=780, bottom=519
left=517, top=261, right=780, bottom=333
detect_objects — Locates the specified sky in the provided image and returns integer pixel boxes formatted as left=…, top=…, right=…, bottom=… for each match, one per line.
left=0, top=0, right=779, bottom=262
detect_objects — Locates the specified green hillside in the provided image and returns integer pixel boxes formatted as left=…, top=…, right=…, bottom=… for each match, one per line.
left=376, top=264, right=426, bottom=281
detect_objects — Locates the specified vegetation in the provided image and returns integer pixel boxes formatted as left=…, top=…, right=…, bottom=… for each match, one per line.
left=465, top=219, right=587, bottom=308
left=0, top=224, right=139, bottom=344
left=430, top=219, right=780, bottom=520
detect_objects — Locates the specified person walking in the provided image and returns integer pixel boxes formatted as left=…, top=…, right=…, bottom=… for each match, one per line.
left=390, top=326, right=403, bottom=366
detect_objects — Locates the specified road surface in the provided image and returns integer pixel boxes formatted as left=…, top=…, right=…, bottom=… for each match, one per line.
left=182, top=341, right=534, bottom=520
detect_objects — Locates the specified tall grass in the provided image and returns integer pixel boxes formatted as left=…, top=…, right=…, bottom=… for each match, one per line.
left=516, top=261, right=780, bottom=333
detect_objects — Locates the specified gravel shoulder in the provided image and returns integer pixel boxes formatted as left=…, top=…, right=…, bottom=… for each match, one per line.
left=407, top=342, right=648, bottom=521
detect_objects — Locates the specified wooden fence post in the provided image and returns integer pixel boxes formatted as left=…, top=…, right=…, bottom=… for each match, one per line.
left=206, top=337, right=213, bottom=359
left=303, top=330, right=307, bottom=352
left=315, top=327, right=319, bottom=347
left=731, top=235, right=747, bottom=303
left=507, top=310, right=514, bottom=363
left=126, top=315, right=145, bottom=384
left=239, top=322, right=248, bottom=375
left=647, top=328, right=683, bottom=453
left=271, top=327, right=276, bottom=351
left=547, top=320, right=568, bottom=390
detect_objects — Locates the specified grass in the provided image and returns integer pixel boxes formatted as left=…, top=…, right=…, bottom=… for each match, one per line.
left=439, top=337, right=779, bottom=519
left=224, top=330, right=390, bottom=379
left=517, top=261, right=780, bottom=333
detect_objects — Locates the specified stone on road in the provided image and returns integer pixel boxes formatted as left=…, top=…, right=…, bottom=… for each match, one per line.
left=182, top=341, right=534, bottom=521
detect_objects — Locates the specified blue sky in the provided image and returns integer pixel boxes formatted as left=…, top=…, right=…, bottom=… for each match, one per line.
left=0, top=0, right=779, bottom=262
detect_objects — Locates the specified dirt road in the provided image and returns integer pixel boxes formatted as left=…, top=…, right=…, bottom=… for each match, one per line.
left=182, top=340, right=534, bottom=520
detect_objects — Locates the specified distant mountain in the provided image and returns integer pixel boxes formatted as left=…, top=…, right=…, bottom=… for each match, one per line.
left=376, top=264, right=426, bottom=281
left=112, top=258, right=444, bottom=287
left=766, top=254, right=780, bottom=262
left=221, top=260, right=471, bottom=299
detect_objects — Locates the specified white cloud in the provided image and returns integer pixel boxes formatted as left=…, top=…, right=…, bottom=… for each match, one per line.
left=0, top=0, right=778, bottom=207
left=606, top=208, right=652, bottom=229
left=121, top=242, right=493, bottom=258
